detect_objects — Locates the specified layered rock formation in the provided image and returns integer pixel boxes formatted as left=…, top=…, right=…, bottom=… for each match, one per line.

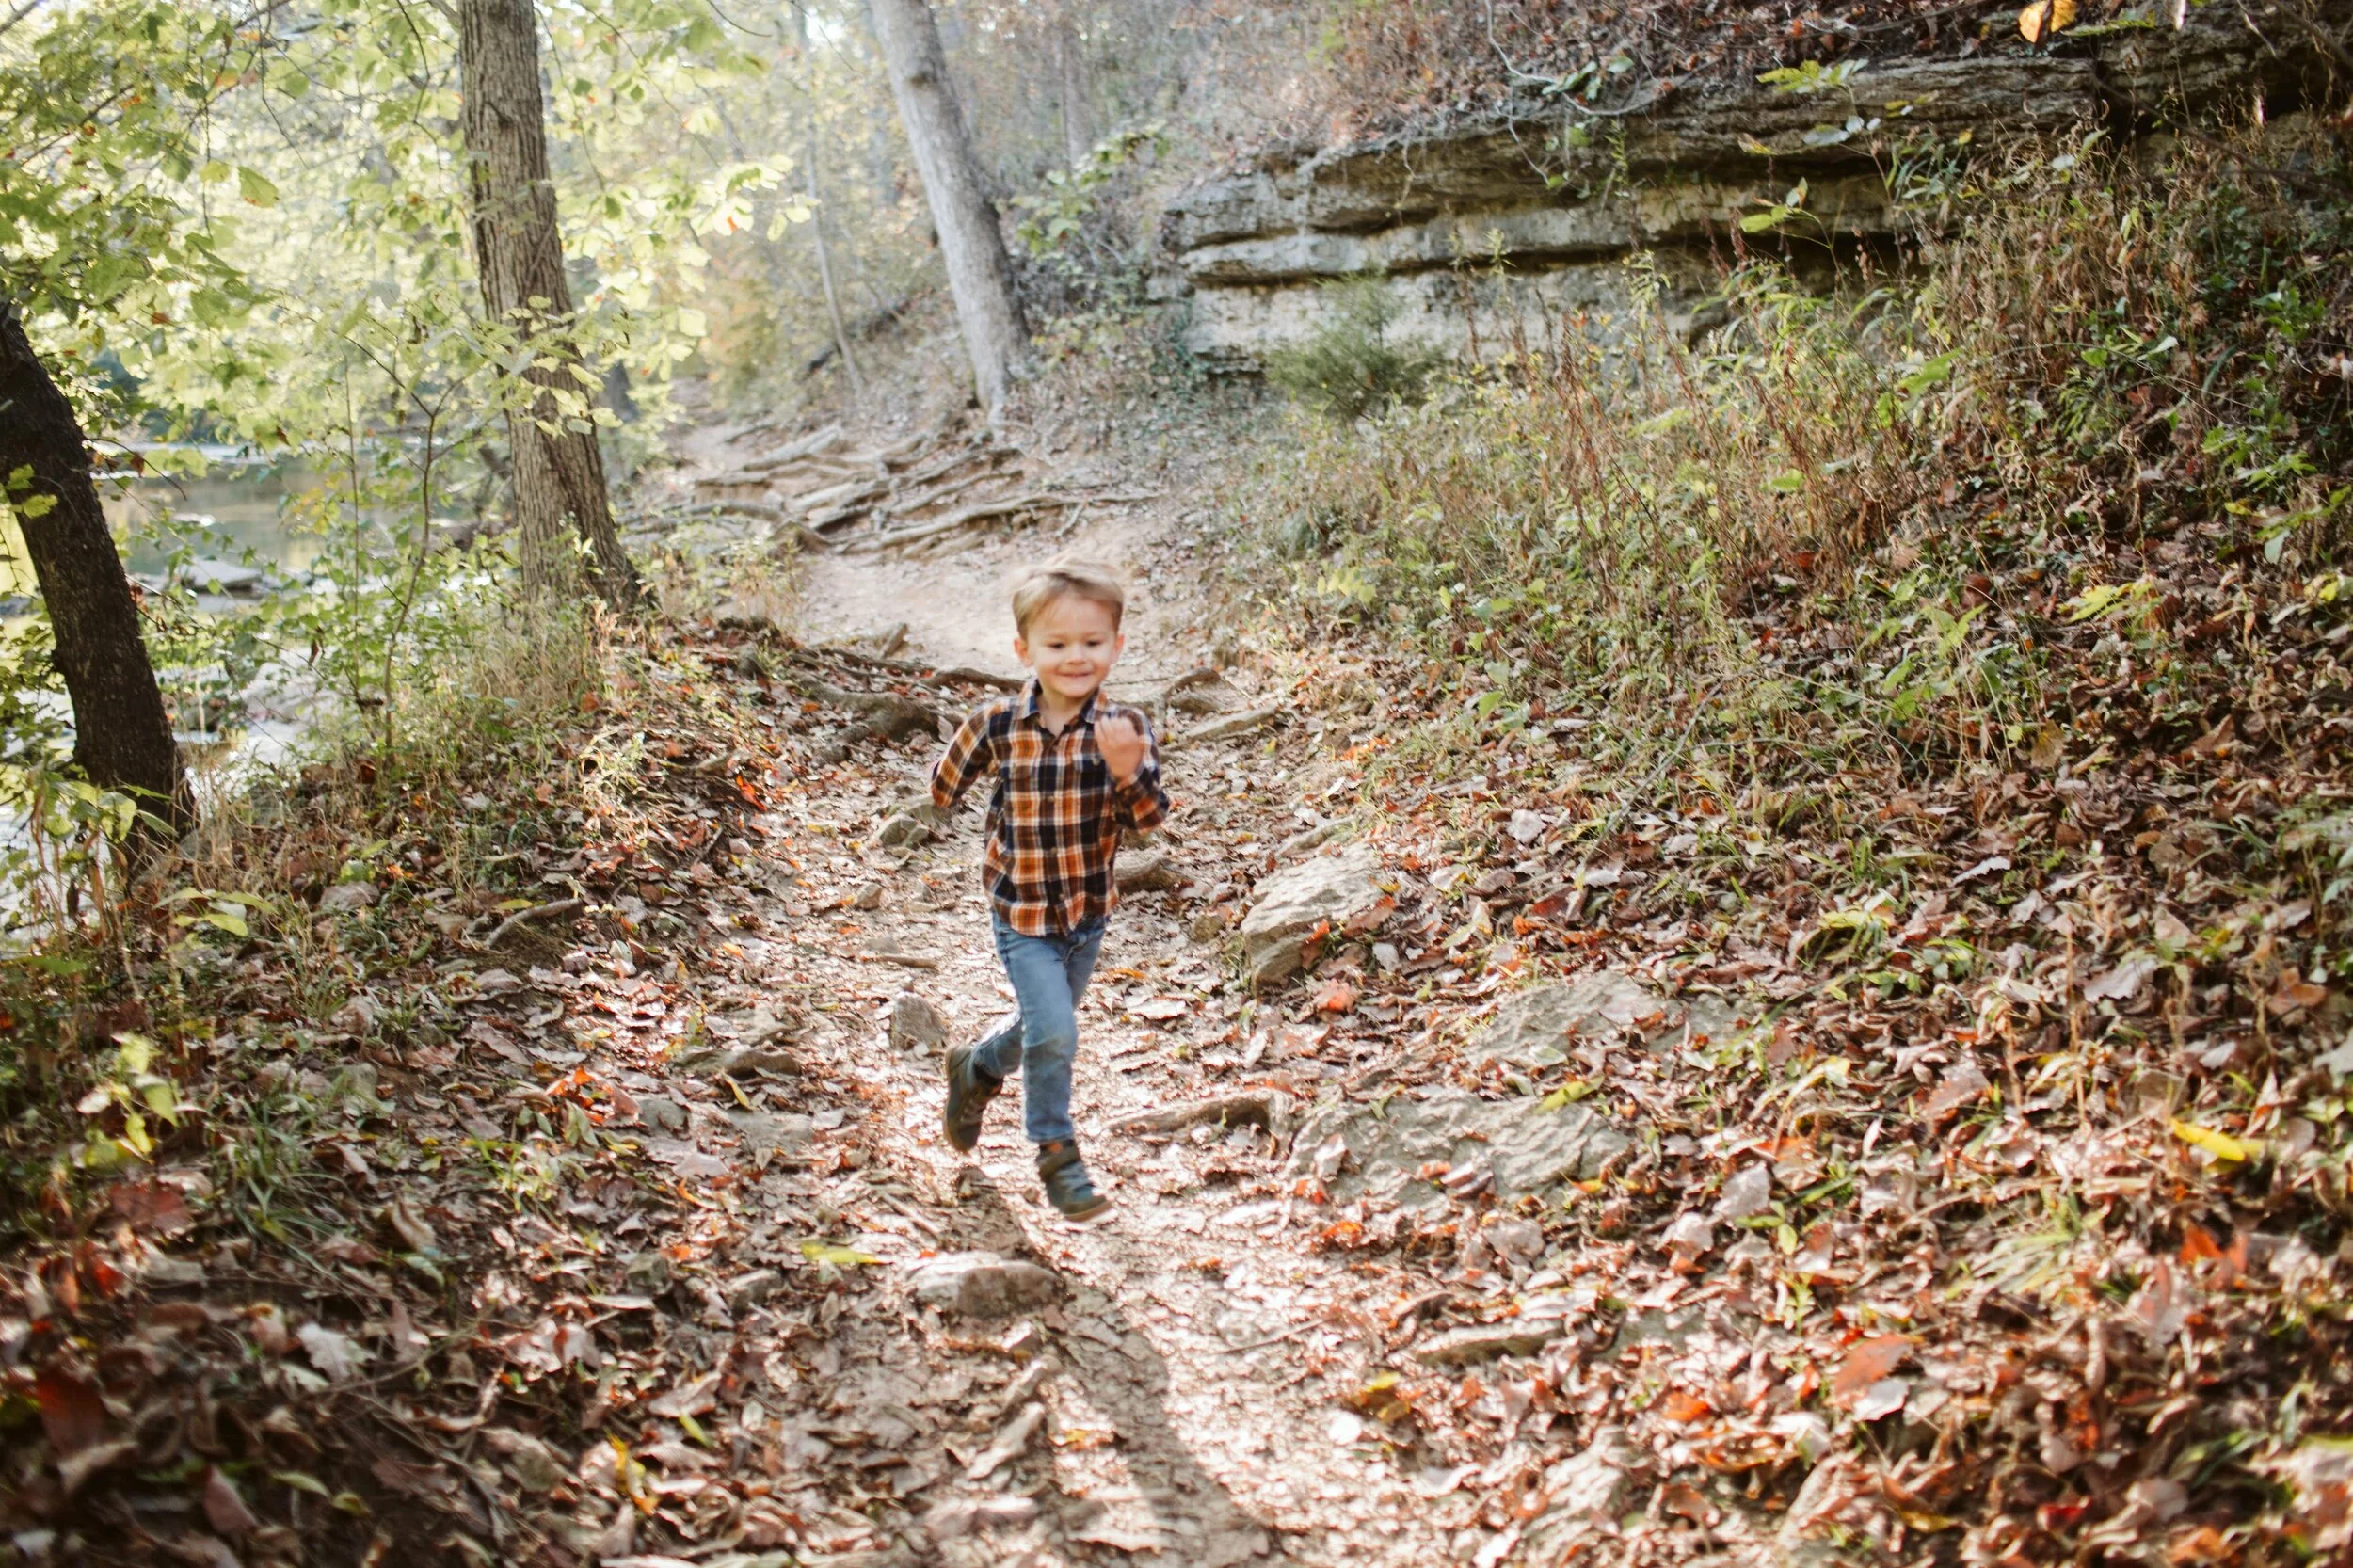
left=1156, top=12, right=2345, bottom=367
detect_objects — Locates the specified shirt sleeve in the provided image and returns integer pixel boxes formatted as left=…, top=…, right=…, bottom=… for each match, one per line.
left=930, top=704, right=995, bottom=812
left=1110, top=711, right=1170, bottom=832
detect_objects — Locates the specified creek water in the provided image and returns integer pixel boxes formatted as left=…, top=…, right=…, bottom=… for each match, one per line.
left=0, top=455, right=328, bottom=600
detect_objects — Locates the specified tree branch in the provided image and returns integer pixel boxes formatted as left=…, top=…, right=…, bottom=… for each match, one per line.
left=0, top=0, right=47, bottom=42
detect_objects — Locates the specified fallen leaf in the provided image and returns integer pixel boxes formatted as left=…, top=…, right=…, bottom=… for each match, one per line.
left=382, top=1198, right=437, bottom=1253
left=204, top=1466, right=260, bottom=1536
left=2018, top=0, right=2076, bottom=42
left=2172, top=1119, right=2257, bottom=1162
left=648, top=1370, right=721, bottom=1418
left=35, top=1366, right=106, bottom=1454
left=1657, top=1389, right=1712, bottom=1423
left=296, top=1322, right=367, bottom=1381
left=2083, top=956, right=2156, bottom=1003
left=107, top=1177, right=195, bottom=1236
left=2132, top=1257, right=2193, bottom=1347
left=369, top=1455, right=460, bottom=1501
left=2270, top=976, right=2329, bottom=1017
left=56, top=1437, right=137, bottom=1497
left=244, top=1304, right=293, bottom=1356
left=1852, top=1377, right=1910, bottom=1421
left=1922, top=1060, right=1990, bottom=1121
left=1832, top=1335, right=1914, bottom=1407
left=165, top=1534, right=242, bottom=1568
left=318, top=1235, right=381, bottom=1266
left=1312, top=976, right=1359, bottom=1014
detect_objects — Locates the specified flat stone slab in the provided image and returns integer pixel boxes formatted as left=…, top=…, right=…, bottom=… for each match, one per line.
left=1287, top=1088, right=1629, bottom=1208
left=1469, top=973, right=1755, bottom=1068
left=725, top=1110, right=814, bottom=1156
left=908, top=1251, right=1063, bottom=1318
left=1239, top=844, right=1394, bottom=988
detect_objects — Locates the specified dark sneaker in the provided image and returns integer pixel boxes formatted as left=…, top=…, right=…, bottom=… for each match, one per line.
left=1036, top=1139, right=1111, bottom=1223
left=943, top=1043, right=1002, bottom=1154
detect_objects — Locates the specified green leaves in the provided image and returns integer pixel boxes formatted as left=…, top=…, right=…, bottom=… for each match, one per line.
left=236, top=166, right=279, bottom=208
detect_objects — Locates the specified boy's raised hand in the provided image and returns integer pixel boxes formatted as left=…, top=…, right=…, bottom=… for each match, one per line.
left=1097, top=712, right=1149, bottom=782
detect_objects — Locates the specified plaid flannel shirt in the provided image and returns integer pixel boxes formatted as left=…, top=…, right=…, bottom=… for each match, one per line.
left=929, top=680, right=1171, bottom=936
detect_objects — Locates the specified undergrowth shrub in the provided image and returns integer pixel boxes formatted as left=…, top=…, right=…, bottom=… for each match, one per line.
left=0, top=604, right=610, bottom=1227
left=1253, top=126, right=2353, bottom=768
left=1265, top=276, right=1443, bottom=419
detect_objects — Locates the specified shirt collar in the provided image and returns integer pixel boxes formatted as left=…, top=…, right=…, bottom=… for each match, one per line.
left=1018, top=678, right=1099, bottom=730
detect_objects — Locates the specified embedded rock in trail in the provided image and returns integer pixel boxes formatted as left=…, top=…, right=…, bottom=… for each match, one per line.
left=1470, top=972, right=1665, bottom=1067
left=909, top=1252, right=1063, bottom=1318
left=1289, top=1088, right=1628, bottom=1207
left=726, top=1109, right=814, bottom=1159
left=1239, top=843, right=1393, bottom=987
left=1114, top=848, right=1187, bottom=892
left=1470, top=974, right=1757, bottom=1067
left=871, top=802, right=947, bottom=848
left=888, top=992, right=949, bottom=1053
left=634, top=1095, right=689, bottom=1134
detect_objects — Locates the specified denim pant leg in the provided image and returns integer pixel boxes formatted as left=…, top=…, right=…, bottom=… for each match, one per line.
left=977, top=919, right=1107, bottom=1144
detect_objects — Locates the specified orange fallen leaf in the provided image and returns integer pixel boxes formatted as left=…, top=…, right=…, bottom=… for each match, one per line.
left=2269, top=977, right=2329, bottom=1016
left=2180, top=1223, right=2225, bottom=1266
left=1657, top=1389, right=1712, bottom=1423
left=1832, top=1334, right=1914, bottom=1407
left=1313, top=978, right=1359, bottom=1014
left=36, top=1367, right=106, bottom=1454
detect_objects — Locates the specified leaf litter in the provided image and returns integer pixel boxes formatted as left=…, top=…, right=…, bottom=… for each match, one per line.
left=6, top=407, right=2353, bottom=1568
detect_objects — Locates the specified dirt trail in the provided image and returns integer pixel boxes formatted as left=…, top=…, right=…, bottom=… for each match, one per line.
left=629, top=486, right=1466, bottom=1567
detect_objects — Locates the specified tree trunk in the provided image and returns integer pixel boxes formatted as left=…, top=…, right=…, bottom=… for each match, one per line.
left=458, top=0, right=644, bottom=611
left=0, top=300, right=192, bottom=837
left=1055, top=6, right=1089, bottom=171
left=867, top=0, right=1029, bottom=414
left=795, top=7, right=865, bottom=393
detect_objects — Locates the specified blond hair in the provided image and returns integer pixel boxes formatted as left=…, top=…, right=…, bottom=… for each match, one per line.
left=1010, top=558, right=1127, bottom=636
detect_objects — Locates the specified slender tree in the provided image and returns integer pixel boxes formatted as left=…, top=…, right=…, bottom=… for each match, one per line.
left=795, top=5, right=866, bottom=393
left=868, top=0, right=1030, bottom=414
left=0, top=300, right=192, bottom=835
left=457, top=0, right=645, bottom=610
left=1054, top=4, right=1089, bottom=171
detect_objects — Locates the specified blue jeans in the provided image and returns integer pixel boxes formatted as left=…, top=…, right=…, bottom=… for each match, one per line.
left=972, top=917, right=1107, bottom=1144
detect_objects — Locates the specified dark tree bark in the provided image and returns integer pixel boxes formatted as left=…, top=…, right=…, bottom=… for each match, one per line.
left=868, top=0, right=1029, bottom=414
left=458, top=0, right=645, bottom=610
left=0, top=299, right=191, bottom=835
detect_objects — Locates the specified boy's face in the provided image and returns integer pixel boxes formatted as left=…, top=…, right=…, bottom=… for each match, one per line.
left=1015, top=594, right=1124, bottom=709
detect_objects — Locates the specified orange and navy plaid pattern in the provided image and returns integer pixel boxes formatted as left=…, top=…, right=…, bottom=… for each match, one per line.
left=929, top=681, right=1171, bottom=936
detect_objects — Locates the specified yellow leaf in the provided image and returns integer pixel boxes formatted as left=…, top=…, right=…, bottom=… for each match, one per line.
left=2018, top=0, right=2076, bottom=41
left=800, top=1241, right=880, bottom=1266
left=2171, top=1119, right=2257, bottom=1162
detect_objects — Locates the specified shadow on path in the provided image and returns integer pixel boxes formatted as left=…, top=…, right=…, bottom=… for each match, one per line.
left=931, top=1162, right=1296, bottom=1567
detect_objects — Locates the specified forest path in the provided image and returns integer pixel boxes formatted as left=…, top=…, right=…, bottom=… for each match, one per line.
left=624, top=440, right=1468, bottom=1567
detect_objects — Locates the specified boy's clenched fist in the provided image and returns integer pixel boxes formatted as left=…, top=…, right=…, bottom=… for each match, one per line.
left=1096, top=712, right=1148, bottom=782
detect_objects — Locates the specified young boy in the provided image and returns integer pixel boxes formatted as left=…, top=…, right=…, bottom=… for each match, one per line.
left=928, top=560, right=1169, bottom=1222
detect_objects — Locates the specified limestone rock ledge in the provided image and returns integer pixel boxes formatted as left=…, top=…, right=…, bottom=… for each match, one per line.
left=1157, top=13, right=2345, bottom=367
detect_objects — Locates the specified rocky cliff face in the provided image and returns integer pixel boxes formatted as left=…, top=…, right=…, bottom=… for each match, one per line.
left=1156, top=14, right=2344, bottom=368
